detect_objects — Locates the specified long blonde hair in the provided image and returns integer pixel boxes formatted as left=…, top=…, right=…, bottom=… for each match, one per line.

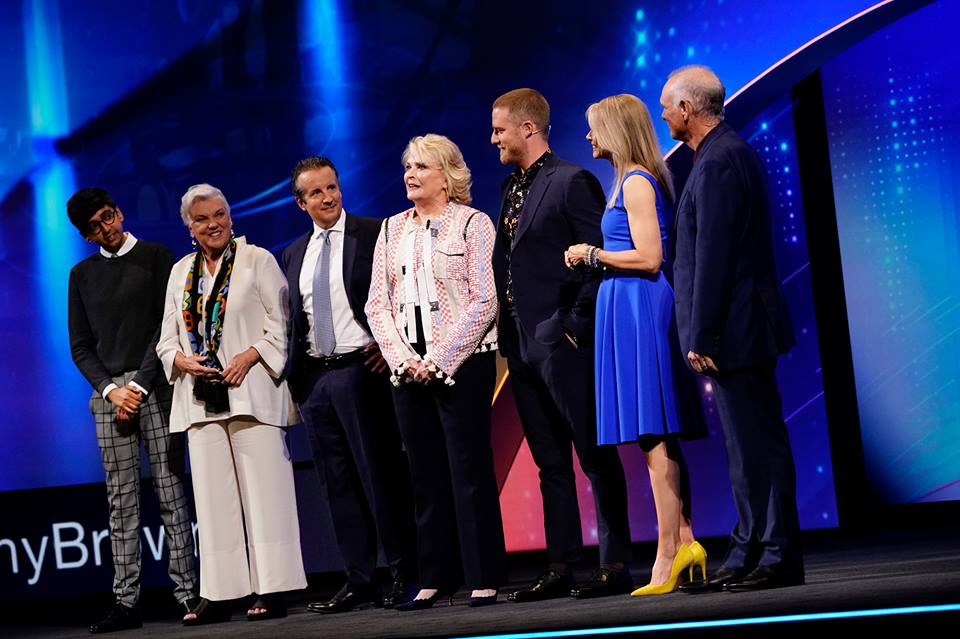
left=586, top=94, right=673, bottom=208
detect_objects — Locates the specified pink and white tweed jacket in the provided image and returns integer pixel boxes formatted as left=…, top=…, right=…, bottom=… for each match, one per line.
left=365, top=202, right=498, bottom=384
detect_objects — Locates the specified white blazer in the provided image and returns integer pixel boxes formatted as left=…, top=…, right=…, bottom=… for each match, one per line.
left=157, top=237, right=293, bottom=433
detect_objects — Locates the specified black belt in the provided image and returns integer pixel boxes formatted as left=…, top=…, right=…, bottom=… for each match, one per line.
left=305, top=348, right=367, bottom=370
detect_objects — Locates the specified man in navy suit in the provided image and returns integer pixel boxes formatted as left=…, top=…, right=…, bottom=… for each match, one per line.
left=491, top=89, right=633, bottom=601
left=282, top=156, right=416, bottom=612
left=661, top=67, right=804, bottom=592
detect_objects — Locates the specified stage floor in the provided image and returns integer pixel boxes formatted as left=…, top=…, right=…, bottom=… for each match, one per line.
left=7, top=525, right=960, bottom=638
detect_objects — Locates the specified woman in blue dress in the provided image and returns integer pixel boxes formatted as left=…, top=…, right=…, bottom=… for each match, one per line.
left=565, top=94, right=706, bottom=596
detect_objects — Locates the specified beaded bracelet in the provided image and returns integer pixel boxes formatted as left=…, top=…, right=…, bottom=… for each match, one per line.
left=587, top=246, right=601, bottom=269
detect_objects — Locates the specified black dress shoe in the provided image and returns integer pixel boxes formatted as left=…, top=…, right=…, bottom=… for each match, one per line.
left=507, top=569, right=572, bottom=603
left=89, top=602, right=142, bottom=634
left=724, top=565, right=805, bottom=592
left=570, top=567, right=633, bottom=599
left=307, top=584, right=381, bottom=614
left=383, top=577, right=417, bottom=609
left=678, top=566, right=751, bottom=594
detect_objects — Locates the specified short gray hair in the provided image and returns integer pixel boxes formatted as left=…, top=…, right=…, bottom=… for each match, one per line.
left=179, top=183, right=230, bottom=226
left=666, top=65, right=725, bottom=118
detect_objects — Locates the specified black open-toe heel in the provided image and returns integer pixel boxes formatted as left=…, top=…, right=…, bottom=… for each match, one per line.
left=393, top=587, right=457, bottom=611
left=182, top=598, right=231, bottom=626
left=467, top=589, right=499, bottom=607
left=247, top=593, right=287, bottom=621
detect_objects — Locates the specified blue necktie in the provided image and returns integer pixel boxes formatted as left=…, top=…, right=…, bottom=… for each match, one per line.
left=312, top=230, right=336, bottom=356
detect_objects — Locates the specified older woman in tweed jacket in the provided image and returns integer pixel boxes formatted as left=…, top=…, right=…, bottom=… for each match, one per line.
left=366, top=134, right=506, bottom=609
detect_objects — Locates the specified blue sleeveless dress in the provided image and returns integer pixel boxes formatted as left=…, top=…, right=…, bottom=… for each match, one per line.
left=595, top=170, right=705, bottom=445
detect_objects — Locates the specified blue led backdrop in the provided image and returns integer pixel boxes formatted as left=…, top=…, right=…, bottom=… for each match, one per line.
left=7, top=0, right=941, bottom=597
left=823, top=0, right=960, bottom=505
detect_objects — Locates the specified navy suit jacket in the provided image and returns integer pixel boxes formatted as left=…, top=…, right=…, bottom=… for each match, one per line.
left=281, top=212, right=381, bottom=402
left=672, top=122, right=795, bottom=371
left=492, top=153, right=606, bottom=356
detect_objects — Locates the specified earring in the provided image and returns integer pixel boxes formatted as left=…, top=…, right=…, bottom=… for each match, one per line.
left=191, top=237, right=197, bottom=248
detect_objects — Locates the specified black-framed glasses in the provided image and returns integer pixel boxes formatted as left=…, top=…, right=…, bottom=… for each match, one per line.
left=86, top=209, right=118, bottom=235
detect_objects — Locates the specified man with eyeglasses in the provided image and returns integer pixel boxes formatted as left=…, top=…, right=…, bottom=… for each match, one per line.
left=66, top=188, right=198, bottom=633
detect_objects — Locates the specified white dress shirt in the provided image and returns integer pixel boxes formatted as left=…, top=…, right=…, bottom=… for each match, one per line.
left=298, top=211, right=372, bottom=356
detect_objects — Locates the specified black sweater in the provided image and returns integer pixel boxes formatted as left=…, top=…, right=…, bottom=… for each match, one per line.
left=68, top=239, right=174, bottom=395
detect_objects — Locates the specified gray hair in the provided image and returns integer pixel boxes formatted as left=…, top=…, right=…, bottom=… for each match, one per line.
left=179, top=183, right=230, bottom=226
left=666, top=65, right=725, bottom=119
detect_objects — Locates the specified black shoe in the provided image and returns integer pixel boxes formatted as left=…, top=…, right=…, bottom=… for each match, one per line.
left=467, top=590, right=498, bottom=608
left=678, top=566, right=751, bottom=594
left=180, top=597, right=201, bottom=616
left=724, top=565, right=805, bottom=592
left=89, top=603, right=142, bottom=634
left=182, top=598, right=232, bottom=626
left=383, top=577, right=417, bottom=609
left=570, top=567, right=633, bottom=599
left=307, top=584, right=381, bottom=614
left=247, top=593, right=288, bottom=621
left=507, top=570, right=572, bottom=603
left=394, top=589, right=456, bottom=611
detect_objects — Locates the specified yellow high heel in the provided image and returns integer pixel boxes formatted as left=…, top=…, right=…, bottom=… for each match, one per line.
left=687, top=540, right=708, bottom=582
left=630, top=544, right=695, bottom=596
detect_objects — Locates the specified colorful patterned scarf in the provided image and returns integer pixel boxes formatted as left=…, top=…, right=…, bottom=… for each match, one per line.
left=181, top=239, right=236, bottom=412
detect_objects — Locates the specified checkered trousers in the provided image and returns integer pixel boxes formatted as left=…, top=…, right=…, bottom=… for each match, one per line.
left=92, top=371, right=197, bottom=606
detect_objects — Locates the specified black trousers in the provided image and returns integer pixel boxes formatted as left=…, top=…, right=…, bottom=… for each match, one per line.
left=501, top=312, right=632, bottom=566
left=299, top=357, right=417, bottom=587
left=391, top=351, right=507, bottom=590
left=711, top=359, right=803, bottom=574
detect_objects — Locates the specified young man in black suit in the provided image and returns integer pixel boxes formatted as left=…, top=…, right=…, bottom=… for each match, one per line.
left=67, top=188, right=197, bottom=633
left=491, top=89, right=633, bottom=601
left=282, top=157, right=416, bottom=612
left=661, top=66, right=803, bottom=592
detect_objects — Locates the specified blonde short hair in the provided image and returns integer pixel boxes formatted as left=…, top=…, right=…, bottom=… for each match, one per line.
left=402, top=134, right=472, bottom=205
left=493, top=88, right=550, bottom=136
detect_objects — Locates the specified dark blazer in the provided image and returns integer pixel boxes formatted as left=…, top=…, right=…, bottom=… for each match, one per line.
left=281, top=211, right=381, bottom=402
left=492, top=153, right=606, bottom=354
left=672, top=121, right=795, bottom=371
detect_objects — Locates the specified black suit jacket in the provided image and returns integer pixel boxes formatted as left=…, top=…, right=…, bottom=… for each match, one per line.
left=492, top=153, right=606, bottom=356
left=281, top=212, right=381, bottom=402
left=672, top=121, right=795, bottom=371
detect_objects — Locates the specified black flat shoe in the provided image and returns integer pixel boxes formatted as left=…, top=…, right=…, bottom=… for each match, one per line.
left=89, top=602, right=141, bottom=634
left=507, top=570, right=572, bottom=603
left=247, top=593, right=288, bottom=621
left=467, top=590, right=498, bottom=607
left=394, top=589, right=456, bottom=611
left=182, top=598, right=231, bottom=626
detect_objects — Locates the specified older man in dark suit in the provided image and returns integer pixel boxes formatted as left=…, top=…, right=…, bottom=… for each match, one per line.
left=282, top=157, right=416, bottom=612
left=661, top=66, right=804, bottom=592
left=491, top=88, right=633, bottom=601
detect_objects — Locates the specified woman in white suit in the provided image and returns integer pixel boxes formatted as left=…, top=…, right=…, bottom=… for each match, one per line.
left=157, top=183, right=306, bottom=625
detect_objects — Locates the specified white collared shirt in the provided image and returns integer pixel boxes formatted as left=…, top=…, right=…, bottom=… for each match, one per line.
left=100, top=232, right=137, bottom=258
left=298, top=211, right=372, bottom=356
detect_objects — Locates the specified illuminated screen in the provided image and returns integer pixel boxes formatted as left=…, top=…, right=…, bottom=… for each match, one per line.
left=822, top=0, right=960, bottom=504
left=0, top=0, right=879, bottom=596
